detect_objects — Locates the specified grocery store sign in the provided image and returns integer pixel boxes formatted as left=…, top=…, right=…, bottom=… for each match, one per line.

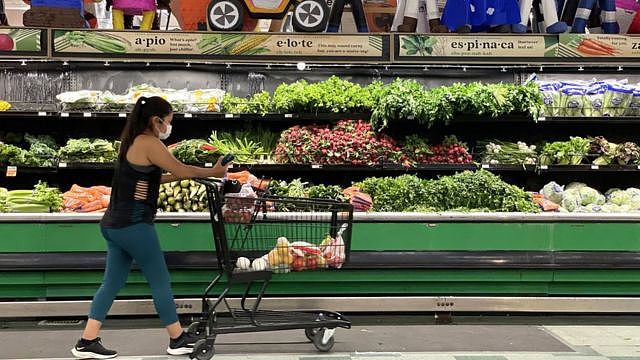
left=557, top=34, right=640, bottom=59
left=394, top=34, right=557, bottom=62
left=52, top=30, right=390, bottom=63
left=0, top=28, right=46, bottom=57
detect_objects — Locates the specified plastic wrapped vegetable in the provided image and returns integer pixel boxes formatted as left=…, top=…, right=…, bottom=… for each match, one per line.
left=578, top=186, right=602, bottom=205
left=608, top=189, right=631, bottom=206
left=604, top=84, right=634, bottom=116
left=626, top=89, right=640, bottom=116
left=584, top=84, right=606, bottom=117
left=561, top=189, right=582, bottom=212
left=539, top=82, right=562, bottom=116
left=565, top=182, right=587, bottom=191
left=541, top=181, right=564, bottom=204
left=560, top=86, right=586, bottom=117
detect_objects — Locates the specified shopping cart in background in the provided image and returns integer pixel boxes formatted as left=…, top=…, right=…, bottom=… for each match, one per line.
left=188, top=178, right=353, bottom=360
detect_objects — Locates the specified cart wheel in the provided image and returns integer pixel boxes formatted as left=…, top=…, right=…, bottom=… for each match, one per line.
left=292, top=0, right=329, bottom=32
left=190, top=339, right=215, bottom=360
left=187, top=321, right=205, bottom=337
left=207, top=0, right=244, bottom=31
left=305, top=327, right=320, bottom=342
left=312, top=328, right=335, bottom=352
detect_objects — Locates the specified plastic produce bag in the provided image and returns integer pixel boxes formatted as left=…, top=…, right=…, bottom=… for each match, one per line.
left=223, top=183, right=257, bottom=223
left=604, top=83, right=634, bottom=116
left=626, top=88, right=640, bottom=117
left=584, top=85, right=606, bottom=117
left=560, top=87, right=586, bottom=117
left=321, top=224, right=348, bottom=269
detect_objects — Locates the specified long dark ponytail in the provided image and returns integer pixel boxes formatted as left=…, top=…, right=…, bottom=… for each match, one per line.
left=119, top=96, right=172, bottom=161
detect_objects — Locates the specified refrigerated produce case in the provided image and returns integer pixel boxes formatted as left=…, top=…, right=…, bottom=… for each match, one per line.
left=2, top=29, right=640, bottom=317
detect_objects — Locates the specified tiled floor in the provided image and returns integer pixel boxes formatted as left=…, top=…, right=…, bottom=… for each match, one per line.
left=4, top=325, right=640, bottom=360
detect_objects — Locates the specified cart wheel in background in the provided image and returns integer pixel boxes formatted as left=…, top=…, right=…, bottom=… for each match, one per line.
left=311, top=328, right=335, bottom=352
left=292, top=0, right=329, bottom=32
left=207, top=0, right=244, bottom=31
left=191, top=339, right=215, bottom=360
left=187, top=321, right=206, bottom=337
left=305, top=327, right=320, bottom=342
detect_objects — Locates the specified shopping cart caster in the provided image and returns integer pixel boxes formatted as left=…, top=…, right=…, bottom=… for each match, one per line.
left=305, top=327, right=323, bottom=342
left=187, top=321, right=206, bottom=337
left=311, top=327, right=335, bottom=352
left=190, top=338, right=215, bottom=360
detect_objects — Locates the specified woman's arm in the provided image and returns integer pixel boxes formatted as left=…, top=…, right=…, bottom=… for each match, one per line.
left=144, top=136, right=229, bottom=179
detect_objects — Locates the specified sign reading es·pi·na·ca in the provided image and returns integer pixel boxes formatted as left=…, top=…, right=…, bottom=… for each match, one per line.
left=52, top=30, right=390, bottom=62
left=395, top=34, right=557, bottom=61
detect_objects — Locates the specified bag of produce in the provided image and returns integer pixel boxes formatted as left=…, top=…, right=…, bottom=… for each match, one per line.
left=584, top=84, right=606, bottom=117
left=56, top=90, right=102, bottom=111
left=321, top=224, right=348, bottom=269
left=223, top=184, right=257, bottom=223
left=539, top=82, right=561, bottom=116
left=559, top=87, right=586, bottom=117
left=540, top=181, right=564, bottom=204
left=626, top=88, right=640, bottom=117
left=604, top=83, right=634, bottom=116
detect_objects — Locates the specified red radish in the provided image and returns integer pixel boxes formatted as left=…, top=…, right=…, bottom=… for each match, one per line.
left=0, top=35, right=14, bottom=51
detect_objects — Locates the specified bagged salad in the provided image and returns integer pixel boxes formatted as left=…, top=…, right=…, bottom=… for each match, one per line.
left=603, top=83, right=634, bottom=116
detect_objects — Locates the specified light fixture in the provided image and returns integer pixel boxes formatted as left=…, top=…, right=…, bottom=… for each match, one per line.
left=296, top=62, right=306, bottom=71
left=617, top=66, right=623, bottom=71
left=578, top=66, right=584, bottom=71
left=539, top=66, right=543, bottom=72
left=186, top=62, right=191, bottom=68
left=63, top=61, right=69, bottom=66
left=501, top=66, right=507, bottom=72
left=423, top=66, right=429, bottom=71
left=104, top=61, right=110, bottom=66
left=20, top=60, right=26, bottom=66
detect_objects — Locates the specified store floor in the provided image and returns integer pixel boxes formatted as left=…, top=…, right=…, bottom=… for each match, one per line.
left=2, top=317, right=640, bottom=360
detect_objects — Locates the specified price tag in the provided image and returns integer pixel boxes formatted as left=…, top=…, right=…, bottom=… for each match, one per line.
left=204, top=162, right=213, bottom=168
left=59, top=162, right=67, bottom=168
left=540, top=165, right=548, bottom=170
left=311, top=164, right=322, bottom=169
left=225, top=113, right=234, bottom=118
left=228, top=164, right=234, bottom=169
left=591, top=165, right=599, bottom=170
left=284, top=114, right=293, bottom=118
left=83, top=112, right=91, bottom=117
left=60, top=112, right=69, bottom=117
left=537, top=116, right=546, bottom=122
left=481, top=164, right=490, bottom=169
left=118, top=113, right=126, bottom=118
left=5, top=166, right=17, bottom=177
left=183, top=113, right=193, bottom=118
left=38, top=111, right=47, bottom=116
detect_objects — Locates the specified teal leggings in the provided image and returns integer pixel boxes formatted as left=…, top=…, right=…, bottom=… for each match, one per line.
left=89, top=223, right=179, bottom=326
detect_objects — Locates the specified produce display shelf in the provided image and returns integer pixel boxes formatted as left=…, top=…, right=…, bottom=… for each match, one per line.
left=2, top=211, right=640, bottom=223
left=0, top=111, right=372, bottom=123
left=5, top=163, right=640, bottom=176
left=1, top=111, right=639, bottom=124
left=539, top=164, right=640, bottom=172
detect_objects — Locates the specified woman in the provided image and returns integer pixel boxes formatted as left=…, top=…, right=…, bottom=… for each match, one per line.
left=71, top=96, right=229, bottom=359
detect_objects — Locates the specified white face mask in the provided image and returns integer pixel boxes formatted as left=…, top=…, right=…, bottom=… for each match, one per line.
left=158, top=123, right=172, bottom=140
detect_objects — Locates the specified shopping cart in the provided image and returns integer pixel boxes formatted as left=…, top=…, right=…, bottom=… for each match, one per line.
left=187, top=178, right=353, bottom=360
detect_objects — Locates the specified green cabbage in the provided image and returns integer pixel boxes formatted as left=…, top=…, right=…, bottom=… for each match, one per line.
left=579, top=187, right=602, bottom=206
left=561, top=189, right=582, bottom=212
left=541, top=181, right=564, bottom=204
left=566, top=182, right=587, bottom=191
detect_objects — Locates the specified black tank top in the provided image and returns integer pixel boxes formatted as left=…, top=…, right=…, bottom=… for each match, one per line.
left=101, top=159, right=162, bottom=228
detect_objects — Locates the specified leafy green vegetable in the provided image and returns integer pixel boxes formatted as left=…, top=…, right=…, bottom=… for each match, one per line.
left=273, top=76, right=378, bottom=114
left=356, top=170, right=538, bottom=212
left=58, top=138, right=117, bottom=163
left=539, top=137, right=590, bottom=165
left=170, top=139, right=219, bottom=164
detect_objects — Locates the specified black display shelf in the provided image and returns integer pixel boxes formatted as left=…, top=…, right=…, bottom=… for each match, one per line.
left=537, top=116, right=640, bottom=124
left=540, top=164, right=640, bottom=172
left=1, top=110, right=639, bottom=125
